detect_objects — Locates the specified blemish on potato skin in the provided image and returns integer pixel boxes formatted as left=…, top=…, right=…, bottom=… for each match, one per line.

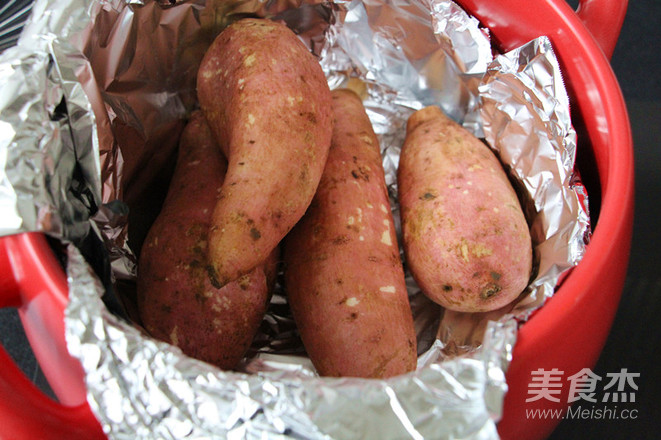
left=359, top=133, right=373, bottom=145
left=169, top=326, right=179, bottom=345
left=194, top=290, right=208, bottom=304
left=332, top=235, right=350, bottom=245
left=460, top=242, right=470, bottom=262
left=237, top=274, right=251, bottom=290
left=381, top=230, right=392, bottom=246
left=211, top=296, right=231, bottom=313
left=345, top=297, right=360, bottom=307
left=369, top=328, right=384, bottom=344
left=351, top=165, right=370, bottom=181
left=299, top=163, right=310, bottom=183
left=480, top=283, right=502, bottom=299
left=471, top=243, right=493, bottom=258
left=346, top=224, right=361, bottom=233
left=207, top=265, right=222, bottom=288
left=243, top=53, right=256, bottom=67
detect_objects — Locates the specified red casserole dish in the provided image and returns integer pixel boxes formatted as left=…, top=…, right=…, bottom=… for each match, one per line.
left=0, top=0, right=633, bottom=439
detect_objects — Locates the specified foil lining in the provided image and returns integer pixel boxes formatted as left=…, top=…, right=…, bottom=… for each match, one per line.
left=0, top=0, right=590, bottom=439
left=0, top=0, right=101, bottom=242
left=67, top=239, right=507, bottom=439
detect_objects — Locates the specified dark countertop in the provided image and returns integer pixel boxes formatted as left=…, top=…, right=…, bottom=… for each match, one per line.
left=1, top=1, right=660, bottom=439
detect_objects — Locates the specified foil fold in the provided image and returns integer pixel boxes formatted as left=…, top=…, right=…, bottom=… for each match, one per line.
left=0, top=0, right=590, bottom=439
left=67, top=238, right=504, bottom=439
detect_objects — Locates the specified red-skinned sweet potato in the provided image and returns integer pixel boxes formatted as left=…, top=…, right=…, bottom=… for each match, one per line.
left=137, top=111, right=276, bottom=370
left=197, top=18, right=333, bottom=286
left=284, top=89, right=417, bottom=378
left=397, top=106, right=532, bottom=313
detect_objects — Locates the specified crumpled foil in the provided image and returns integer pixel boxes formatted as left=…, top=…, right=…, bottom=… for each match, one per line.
left=0, top=0, right=590, bottom=439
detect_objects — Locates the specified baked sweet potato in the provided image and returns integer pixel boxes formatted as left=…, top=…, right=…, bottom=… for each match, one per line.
left=284, top=89, right=417, bottom=378
left=397, top=106, right=532, bottom=312
left=197, top=18, right=333, bottom=286
left=137, top=111, right=275, bottom=370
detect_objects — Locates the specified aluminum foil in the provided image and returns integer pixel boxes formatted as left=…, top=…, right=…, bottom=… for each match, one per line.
left=0, top=0, right=100, bottom=242
left=0, top=0, right=590, bottom=438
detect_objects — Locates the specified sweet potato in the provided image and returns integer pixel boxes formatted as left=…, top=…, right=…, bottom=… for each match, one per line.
left=197, top=18, right=333, bottom=286
left=397, top=106, right=532, bottom=312
left=137, top=111, right=275, bottom=370
left=284, top=89, right=417, bottom=378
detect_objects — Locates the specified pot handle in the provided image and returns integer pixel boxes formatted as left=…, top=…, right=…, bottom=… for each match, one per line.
left=0, top=232, right=105, bottom=440
left=576, top=0, right=628, bottom=59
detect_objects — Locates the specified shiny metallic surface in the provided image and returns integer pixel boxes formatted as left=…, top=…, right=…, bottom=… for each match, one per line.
left=1, top=0, right=589, bottom=438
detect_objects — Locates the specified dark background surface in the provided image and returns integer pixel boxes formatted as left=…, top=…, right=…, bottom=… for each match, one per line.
left=1, top=1, right=660, bottom=439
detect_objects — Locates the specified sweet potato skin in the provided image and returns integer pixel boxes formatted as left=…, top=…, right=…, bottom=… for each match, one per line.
left=398, top=106, right=532, bottom=312
left=197, top=18, right=333, bottom=286
left=137, top=111, right=274, bottom=370
left=284, top=89, right=417, bottom=378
